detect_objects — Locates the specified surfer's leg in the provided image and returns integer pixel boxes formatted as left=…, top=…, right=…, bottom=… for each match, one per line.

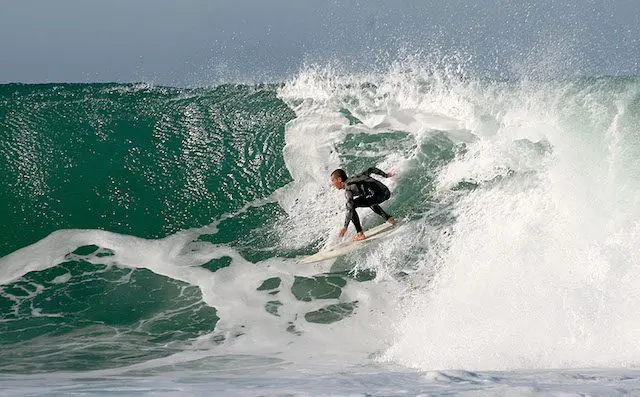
left=370, top=204, right=391, bottom=220
left=370, top=204, right=396, bottom=224
left=357, top=192, right=393, bottom=221
left=352, top=196, right=369, bottom=208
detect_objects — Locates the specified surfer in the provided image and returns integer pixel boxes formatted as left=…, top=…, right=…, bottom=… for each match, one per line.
left=330, top=167, right=396, bottom=241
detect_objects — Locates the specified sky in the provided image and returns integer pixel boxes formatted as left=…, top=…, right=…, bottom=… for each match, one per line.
left=1, top=0, right=639, bottom=85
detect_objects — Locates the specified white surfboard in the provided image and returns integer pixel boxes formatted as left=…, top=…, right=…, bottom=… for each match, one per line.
left=297, top=222, right=400, bottom=265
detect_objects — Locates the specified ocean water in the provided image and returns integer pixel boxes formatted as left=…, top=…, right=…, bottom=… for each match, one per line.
left=2, top=59, right=640, bottom=396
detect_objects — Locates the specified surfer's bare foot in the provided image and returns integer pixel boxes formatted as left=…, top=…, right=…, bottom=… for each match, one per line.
left=387, top=218, right=397, bottom=225
left=352, top=232, right=366, bottom=241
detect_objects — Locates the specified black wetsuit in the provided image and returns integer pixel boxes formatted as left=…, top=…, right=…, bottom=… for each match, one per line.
left=343, top=167, right=392, bottom=233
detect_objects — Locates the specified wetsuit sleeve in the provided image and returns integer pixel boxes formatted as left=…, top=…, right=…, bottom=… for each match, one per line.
left=365, top=167, right=388, bottom=178
left=343, top=190, right=363, bottom=233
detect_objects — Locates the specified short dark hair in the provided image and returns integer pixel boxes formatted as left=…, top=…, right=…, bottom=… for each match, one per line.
left=331, top=169, right=348, bottom=181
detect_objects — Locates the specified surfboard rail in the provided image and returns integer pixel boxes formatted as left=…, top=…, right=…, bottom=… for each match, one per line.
left=297, top=222, right=400, bottom=264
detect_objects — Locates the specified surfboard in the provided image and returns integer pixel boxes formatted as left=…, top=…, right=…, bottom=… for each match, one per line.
left=297, top=222, right=400, bottom=265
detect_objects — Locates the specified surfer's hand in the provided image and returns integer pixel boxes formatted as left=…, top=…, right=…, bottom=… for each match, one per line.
left=386, top=169, right=396, bottom=177
left=352, top=232, right=366, bottom=241
left=338, top=227, right=347, bottom=238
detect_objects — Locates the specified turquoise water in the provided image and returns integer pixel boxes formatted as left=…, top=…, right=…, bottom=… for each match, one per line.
left=0, top=84, right=295, bottom=257
left=2, top=63, right=640, bottom=395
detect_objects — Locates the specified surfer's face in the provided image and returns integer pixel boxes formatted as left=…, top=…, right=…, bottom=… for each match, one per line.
left=331, top=175, right=345, bottom=190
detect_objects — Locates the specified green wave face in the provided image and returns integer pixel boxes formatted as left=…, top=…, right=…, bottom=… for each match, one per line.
left=0, top=84, right=295, bottom=257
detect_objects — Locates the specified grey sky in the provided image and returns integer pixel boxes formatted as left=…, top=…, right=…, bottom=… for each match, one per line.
left=1, top=0, right=639, bottom=85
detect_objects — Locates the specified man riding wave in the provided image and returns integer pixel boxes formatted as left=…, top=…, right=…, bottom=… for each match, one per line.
left=330, top=167, right=396, bottom=241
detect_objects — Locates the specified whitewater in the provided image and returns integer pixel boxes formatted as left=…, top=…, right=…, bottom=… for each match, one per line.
left=2, top=57, right=640, bottom=396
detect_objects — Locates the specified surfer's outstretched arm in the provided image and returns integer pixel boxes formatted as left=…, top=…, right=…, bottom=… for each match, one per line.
left=364, top=167, right=389, bottom=178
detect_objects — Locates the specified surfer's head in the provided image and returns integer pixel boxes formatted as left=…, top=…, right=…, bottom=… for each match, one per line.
left=330, top=169, right=347, bottom=189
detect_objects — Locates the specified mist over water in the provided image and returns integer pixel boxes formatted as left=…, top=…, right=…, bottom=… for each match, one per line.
left=3, top=1, right=639, bottom=84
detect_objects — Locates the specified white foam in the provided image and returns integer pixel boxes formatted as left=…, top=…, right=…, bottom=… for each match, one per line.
left=384, top=76, right=640, bottom=371
left=0, top=221, right=404, bottom=373
left=50, top=273, right=71, bottom=284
